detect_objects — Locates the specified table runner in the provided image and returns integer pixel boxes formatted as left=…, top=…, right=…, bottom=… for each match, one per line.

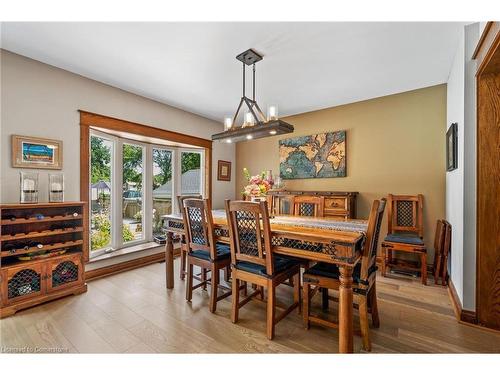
left=210, top=209, right=368, bottom=234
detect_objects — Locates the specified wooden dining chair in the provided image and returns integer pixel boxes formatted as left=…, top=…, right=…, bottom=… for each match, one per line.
left=440, top=220, right=451, bottom=286
left=302, top=198, right=386, bottom=352
left=177, top=195, right=202, bottom=281
left=183, top=198, right=232, bottom=313
left=381, top=194, right=427, bottom=284
left=432, top=220, right=446, bottom=284
left=293, top=195, right=325, bottom=217
left=272, top=195, right=296, bottom=215
left=225, top=199, right=301, bottom=340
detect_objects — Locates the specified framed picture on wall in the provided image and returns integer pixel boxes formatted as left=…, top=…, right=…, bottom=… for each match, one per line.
left=217, top=160, right=231, bottom=181
left=12, top=135, right=63, bottom=170
left=446, top=123, right=458, bottom=172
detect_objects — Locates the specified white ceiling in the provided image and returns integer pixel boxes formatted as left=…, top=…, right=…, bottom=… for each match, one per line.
left=1, top=22, right=464, bottom=122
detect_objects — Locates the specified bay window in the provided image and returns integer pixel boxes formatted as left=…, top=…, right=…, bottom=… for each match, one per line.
left=89, top=130, right=205, bottom=258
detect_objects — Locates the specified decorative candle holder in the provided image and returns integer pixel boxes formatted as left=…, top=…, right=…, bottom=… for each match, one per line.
left=243, top=111, right=255, bottom=127
left=20, top=172, right=39, bottom=204
left=224, top=116, right=233, bottom=131
left=267, top=105, right=278, bottom=121
left=49, top=173, right=64, bottom=202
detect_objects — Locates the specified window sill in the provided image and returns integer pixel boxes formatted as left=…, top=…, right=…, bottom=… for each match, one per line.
left=88, top=241, right=164, bottom=263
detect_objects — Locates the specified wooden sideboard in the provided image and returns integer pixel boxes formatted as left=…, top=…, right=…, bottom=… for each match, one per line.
left=267, top=190, right=358, bottom=219
left=0, top=202, right=88, bottom=318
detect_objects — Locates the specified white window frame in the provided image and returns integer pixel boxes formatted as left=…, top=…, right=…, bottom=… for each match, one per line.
left=121, top=140, right=147, bottom=247
left=89, top=130, right=117, bottom=258
left=89, top=129, right=205, bottom=259
left=177, top=148, right=206, bottom=212
left=151, top=144, right=177, bottom=227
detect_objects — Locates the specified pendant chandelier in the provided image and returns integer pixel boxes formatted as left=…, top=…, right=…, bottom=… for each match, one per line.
left=211, top=49, right=294, bottom=143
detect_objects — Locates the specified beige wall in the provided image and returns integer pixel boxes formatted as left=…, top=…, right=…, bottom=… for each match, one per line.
left=236, top=84, right=447, bottom=261
left=0, top=50, right=236, bottom=208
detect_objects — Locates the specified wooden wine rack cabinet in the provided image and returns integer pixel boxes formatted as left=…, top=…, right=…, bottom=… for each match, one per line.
left=0, top=202, right=88, bottom=318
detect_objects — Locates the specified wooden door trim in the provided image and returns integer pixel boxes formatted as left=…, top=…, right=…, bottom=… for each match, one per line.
left=474, top=22, right=500, bottom=75
left=474, top=22, right=500, bottom=330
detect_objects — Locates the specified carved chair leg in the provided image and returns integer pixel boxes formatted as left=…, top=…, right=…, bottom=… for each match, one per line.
left=303, top=282, right=311, bottom=329
left=258, top=286, right=265, bottom=301
left=293, top=272, right=301, bottom=314
left=202, top=267, right=208, bottom=290
left=266, top=281, right=276, bottom=340
left=186, top=260, right=193, bottom=302
left=231, top=277, right=240, bottom=323
left=420, top=252, right=427, bottom=285
left=369, top=284, right=380, bottom=328
left=387, top=249, right=393, bottom=265
left=322, top=288, right=329, bottom=311
left=359, top=297, right=371, bottom=352
left=209, top=264, right=219, bottom=313
left=180, top=248, right=187, bottom=281
left=242, top=281, right=248, bottom=296
left=381, top=247, right=387, bottom=277
left=224, top=265, right=231, bottom=283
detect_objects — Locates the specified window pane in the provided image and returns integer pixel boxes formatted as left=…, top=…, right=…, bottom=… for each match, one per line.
left=152, top=148, right=173, bottom=235
left=90, top=135, right=113, bottom=251
left=181, top=151, right=201, bottom=196
left=122, top=143, right=144, bottom=243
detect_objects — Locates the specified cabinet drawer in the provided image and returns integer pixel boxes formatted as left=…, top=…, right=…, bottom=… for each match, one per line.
left=326, top=213, right=348, bottom=221
left=325, top=198, right=348, bottom=210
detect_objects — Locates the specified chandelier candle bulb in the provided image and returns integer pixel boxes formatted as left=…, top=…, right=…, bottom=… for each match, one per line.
left=224, top=117, right=233, bottom=131
left=244, top=112, right=255, bottom=127
left=268, top=105, right=278, bottom=121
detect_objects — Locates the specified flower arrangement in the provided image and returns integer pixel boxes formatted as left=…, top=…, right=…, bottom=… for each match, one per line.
left=242, top=168, right=274, bottom=197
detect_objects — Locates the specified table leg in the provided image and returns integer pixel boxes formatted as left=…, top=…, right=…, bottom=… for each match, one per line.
left=338, top=265, right=354, bottom=353
left=166, top=231, right=174, bottom=289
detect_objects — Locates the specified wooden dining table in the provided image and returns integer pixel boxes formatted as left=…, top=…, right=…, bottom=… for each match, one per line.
left=162, top=210, right=367, bottom=353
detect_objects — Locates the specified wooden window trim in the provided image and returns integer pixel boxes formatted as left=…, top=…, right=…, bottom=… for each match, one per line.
left=79, top=110, right=212, bottom=263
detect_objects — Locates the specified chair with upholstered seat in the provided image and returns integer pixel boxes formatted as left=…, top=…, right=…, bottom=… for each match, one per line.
left=381, top=194, right=427, bottom=284
left=302, top=198, right=386, bottom=352
left=293, top=195, right=325, bottom=217
left=183, top=198, right=232, bottom=313
left=225, top=199, right=301, bottom=340
left=177, top=195, right=202, bottom=281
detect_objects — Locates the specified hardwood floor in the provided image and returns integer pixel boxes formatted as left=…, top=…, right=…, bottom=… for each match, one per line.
left=1, top=259, right=500, bottom=353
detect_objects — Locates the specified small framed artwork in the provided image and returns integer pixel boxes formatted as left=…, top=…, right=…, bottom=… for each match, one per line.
left=446, top=123, right=458, bottom=171
left=217, top=160, right=231, bottom=181
left=12, top=135, right=63, bottom=170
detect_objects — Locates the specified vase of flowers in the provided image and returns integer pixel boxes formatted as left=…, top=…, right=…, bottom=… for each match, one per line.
left=242, top=168, right=274, bottom=200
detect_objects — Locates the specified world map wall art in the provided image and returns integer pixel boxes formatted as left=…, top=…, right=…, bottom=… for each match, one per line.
left=279, top=130, right=346, bottom=179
